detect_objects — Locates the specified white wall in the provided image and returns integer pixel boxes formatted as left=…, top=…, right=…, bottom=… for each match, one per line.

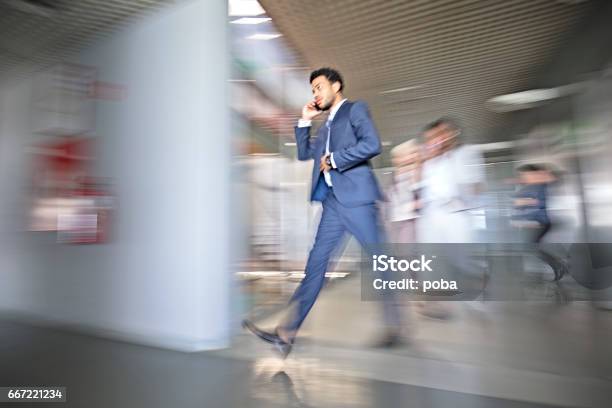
left=0, top=79, right=33, bottom=314
left=0, top=0, right=231, bottom=351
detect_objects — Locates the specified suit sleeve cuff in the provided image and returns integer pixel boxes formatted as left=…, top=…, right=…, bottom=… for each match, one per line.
left=330, top=153, right=337, bottom=169
left=297, top=119, right=312, bottom=128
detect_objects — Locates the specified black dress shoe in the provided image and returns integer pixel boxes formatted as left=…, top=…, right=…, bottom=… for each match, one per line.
left=242, top=319, right=277, bottom=343
left=271, top=339, right=292, bottom=359
left=242, top=319, right=293, bottom=358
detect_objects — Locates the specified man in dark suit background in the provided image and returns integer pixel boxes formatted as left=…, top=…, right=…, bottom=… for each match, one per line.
left=244, top=68, right=399, bottom=357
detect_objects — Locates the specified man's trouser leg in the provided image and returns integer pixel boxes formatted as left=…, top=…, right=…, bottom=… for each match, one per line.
left=339, top=197, right=402, bottom=329
left=530, top=223, right=567, bottom=279
left=279, top=194, right=346, bottom=338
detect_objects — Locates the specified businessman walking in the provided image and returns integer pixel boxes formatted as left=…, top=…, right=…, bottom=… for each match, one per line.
left=243, top=68, right=399, bottom=357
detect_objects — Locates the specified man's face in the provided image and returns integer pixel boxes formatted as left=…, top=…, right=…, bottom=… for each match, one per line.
left=311, top=75, right=339, bottom=111
left=424, top=124, right=457, bottom=157
left=520, top=170, right=554, bottom=184
left=519, top=171, right=538, bottom=185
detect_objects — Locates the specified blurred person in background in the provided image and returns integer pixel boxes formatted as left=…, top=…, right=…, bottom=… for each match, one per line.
left=418, top=117, right=484, bottom=244
left=385, top=139, right=422, bottom=243
left=243, top=67, right=403, bottom=355
left=512, top=163, right=568, bottom=281
left=417, top=118, right=486, bottom=318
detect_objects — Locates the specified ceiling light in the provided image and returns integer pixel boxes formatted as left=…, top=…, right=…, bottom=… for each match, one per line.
left=284, top=142, right=296, bottom=146
left=275, top=66, right=310, bottom=71
left=247, top=33, right=282, bottom=40
left=229, top=0, right=265, bottom=16
left=490, top=89, right=560, bottom=105
left=380, top=85, right=423, bottom=95
left=487, top=82, right=587, bottom=112
left=486, top=89, right=560, bottom=112
left=230, top=17, right=271, bottom=24
left=477, top=141, right=517, bottom=152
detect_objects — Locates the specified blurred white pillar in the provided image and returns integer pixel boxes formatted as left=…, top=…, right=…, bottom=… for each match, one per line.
left=0, top=0, right=231, bottom=351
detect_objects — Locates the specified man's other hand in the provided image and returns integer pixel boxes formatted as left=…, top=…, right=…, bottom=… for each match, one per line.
left=320, top=153, right=332, bottom=172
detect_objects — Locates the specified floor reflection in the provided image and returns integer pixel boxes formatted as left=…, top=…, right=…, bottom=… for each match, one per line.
left=250, top=357, right=372, bottom=408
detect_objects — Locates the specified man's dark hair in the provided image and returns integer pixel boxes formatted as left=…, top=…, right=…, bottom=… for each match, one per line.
left=310, top=67, right=344, bottom=92
left=516, top=163, right=563, bottom=183
left=423, top=116, right=461, bottom=133
left=516, top=164, right=544, bottom=173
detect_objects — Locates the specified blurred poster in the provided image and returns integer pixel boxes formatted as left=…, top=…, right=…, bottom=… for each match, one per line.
left=28, top=137, right=116, bottom=244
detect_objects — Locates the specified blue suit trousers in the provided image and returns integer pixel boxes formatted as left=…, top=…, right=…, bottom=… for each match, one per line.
left=280, top=190, right=399, bottom=336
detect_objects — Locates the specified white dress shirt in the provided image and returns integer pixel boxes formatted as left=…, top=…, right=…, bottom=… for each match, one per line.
left=297, top=98, right=346, bottom=186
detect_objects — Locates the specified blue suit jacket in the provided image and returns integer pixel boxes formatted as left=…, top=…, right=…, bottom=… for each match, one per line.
left=295, top=100, right=382, bottom=207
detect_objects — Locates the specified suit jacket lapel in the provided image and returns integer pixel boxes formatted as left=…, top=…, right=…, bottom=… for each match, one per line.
left=328, top=101, right=352, bottom=151
left=330, top=100, right=351, bottom=129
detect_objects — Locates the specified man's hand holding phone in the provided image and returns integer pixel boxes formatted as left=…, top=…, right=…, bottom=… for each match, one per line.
left=302, top=101, right=323, bottom=121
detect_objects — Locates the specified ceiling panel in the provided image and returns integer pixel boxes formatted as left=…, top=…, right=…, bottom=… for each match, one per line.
left=259, top=0, right=592, bottom=144
left=0, top=0, right=173, bottom=81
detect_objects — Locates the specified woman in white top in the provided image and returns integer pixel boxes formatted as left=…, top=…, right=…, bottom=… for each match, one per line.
left=386, top=139, right=422, bottom=243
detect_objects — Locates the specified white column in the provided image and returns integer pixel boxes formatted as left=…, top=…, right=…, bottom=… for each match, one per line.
left=0, top=0, right=231, bottom=351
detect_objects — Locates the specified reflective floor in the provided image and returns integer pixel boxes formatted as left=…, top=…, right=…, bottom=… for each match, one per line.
left=231, top=267, right=612, bottom=408
left=1, top=316, right=610, bottom=408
